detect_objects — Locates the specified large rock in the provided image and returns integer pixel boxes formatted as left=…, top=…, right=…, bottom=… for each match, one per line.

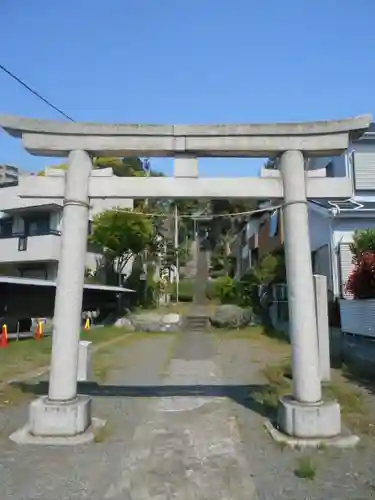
left=113, top=317, right=135, bottom=331
left=129, top=311, right=181, bottom=333
left=210, top=305, right=253, bottom=329
left=162, top=313, right=180, bottom=325
left=129, top=311, right=162, bottom=332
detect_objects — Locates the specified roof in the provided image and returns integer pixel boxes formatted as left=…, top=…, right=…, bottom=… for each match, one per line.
left=0, top=275, right=134, bottom=293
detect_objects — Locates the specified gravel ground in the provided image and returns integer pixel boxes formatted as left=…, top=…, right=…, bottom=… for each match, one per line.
left=212, top=332, right=375, bottom=500
left=0, top=330, right=375, bottom=499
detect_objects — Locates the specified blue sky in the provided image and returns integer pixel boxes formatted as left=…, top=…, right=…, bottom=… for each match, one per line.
left=1, top=0, right=374, bottom=177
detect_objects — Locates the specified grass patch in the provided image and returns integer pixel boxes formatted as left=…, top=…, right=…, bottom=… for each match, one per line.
left=0, top=327, right=131, bottom=386
left=0, top=384, right=32, bottom=408
left=253, top=355, right=375, bottom=437
left=79, top=326, right=133, bottom=345
left=92, top=350, right=112, bottom=382
left=294, top=456, right=316, bottom=480
left=0, top=336, right=53, bottom=384
left=253, top=359, right=292, bottom=417
left=93, top=422, right=111, bottom=443
left=323, top=378, right=375, bottom=436
left=215, top=324, right=288, bottom=345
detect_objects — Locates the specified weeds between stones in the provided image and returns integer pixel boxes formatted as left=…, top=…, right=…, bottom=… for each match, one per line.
left=294, top=456, right=316, bottom=480
left=93, top=422, right=111, bottom=443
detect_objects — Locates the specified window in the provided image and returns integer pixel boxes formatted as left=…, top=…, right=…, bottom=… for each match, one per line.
left=326, top=161, right=334, bottom=177
left=19, top=264, right=48, bottom=280
left=18, top=236, right=27, bottom=251
left=24, top=213, right=50, bottom=236
left=0, top=215, right=13, bottom=237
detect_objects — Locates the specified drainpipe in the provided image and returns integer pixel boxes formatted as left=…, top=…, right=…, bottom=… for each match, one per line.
left=328, top=207, right=339, bottom=300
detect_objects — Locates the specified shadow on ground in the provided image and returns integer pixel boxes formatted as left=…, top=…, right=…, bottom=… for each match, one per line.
left=13, top=380, right=275, bottom=419
left=341, top=363, right=375, bottom=398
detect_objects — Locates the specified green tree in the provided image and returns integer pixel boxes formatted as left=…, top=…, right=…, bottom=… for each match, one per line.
left=37, top=156, right=155, bottom=177
left=350, top=229, right=375, bottom=255
left=89, top=208, right=154, bottom=280
left=93, top=157, right=145, bottom=177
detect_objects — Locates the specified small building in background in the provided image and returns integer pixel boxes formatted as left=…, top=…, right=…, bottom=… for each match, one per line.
left=0, top=167, right=134, bottom=282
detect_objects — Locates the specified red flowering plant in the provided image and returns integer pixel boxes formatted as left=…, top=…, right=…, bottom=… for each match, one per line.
left=345, top=229, right=375, bottom=299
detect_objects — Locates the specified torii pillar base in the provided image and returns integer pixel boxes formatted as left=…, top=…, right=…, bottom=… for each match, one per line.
left=277, top=396, right=341, bottom=439
left=265, top=396, right=359, bottom=448
left=9, top=396, right=106, bottom=446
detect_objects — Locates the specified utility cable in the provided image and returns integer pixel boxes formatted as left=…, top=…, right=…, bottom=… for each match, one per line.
left=114, top=201, right=302, bottom=219
left=0, top=63, right=75, bottom=122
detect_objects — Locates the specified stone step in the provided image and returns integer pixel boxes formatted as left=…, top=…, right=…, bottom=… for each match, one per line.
left=184, top=315, right=210, bottom=331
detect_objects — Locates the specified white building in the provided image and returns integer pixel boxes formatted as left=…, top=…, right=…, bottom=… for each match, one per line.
left=230, top=123, right=375, bottom=302
left=0, top=168, right=133, bottom=281
left=308, top=122, right=375, bottom=300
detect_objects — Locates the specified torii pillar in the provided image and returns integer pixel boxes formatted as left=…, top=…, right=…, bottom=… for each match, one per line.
left=0, top=114, right=370, bottom=445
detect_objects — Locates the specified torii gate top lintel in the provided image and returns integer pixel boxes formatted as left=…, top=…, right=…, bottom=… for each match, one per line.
left=0, top=114, right=371, bottom=158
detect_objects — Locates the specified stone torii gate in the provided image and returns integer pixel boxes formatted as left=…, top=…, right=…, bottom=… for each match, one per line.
left=0, top=114, right=371, bottom=445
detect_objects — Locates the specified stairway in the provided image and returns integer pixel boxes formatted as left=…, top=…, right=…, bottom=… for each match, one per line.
left=184, top=314, right=210, bottom=332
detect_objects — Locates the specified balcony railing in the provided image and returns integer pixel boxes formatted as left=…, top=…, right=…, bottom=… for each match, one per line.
left=0, top=230, right=62, bottom=262
left=0, top=229, right=61, bottom=240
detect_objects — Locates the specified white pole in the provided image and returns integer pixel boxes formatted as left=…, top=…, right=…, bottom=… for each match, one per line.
left=174, top=203, right=179, bottom=303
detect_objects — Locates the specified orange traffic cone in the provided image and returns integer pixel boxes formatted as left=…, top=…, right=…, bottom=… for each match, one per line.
left=35, top=321, right=43, bottom=340
left=84, top=318, right=90, bottom=331
left=0, top=324, right=8, bottom=348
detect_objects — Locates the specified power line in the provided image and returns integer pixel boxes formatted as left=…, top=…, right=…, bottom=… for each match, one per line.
left=0, top=63, right=75, bottom=122
left=113, top=202, right=293, bottom=219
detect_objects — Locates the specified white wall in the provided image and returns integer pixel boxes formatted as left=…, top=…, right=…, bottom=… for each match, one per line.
left=0, top=185, right=63, bottom=211
left=332, top=217, right=375, bottom=246
left=308, top=206, right=331, bottom=251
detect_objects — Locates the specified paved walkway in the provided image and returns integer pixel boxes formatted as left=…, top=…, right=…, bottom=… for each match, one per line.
left=0, top=331, right=375, bottom=499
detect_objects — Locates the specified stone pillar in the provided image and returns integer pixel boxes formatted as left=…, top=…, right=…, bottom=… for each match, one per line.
left=279, top=150, right=321, bottom=403
left=49, top=150, right=92, bottom=400
left=77, top=340, right=93, bottom=382
left=26, top=150, right=93, bottom=439
left=313, top=274, right=331, bottom=382
left=277, top=150, right=340, bottom=439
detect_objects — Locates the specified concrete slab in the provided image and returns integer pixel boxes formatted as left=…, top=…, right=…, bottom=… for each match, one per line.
left=9, top=417, right=106, bottom=446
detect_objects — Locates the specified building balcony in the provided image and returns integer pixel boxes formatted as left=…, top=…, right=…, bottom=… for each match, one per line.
left=0, top=231, right=61, bottom=263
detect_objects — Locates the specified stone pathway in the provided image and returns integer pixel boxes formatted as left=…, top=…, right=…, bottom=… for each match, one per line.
left=0, top=331, right=375, bottom=499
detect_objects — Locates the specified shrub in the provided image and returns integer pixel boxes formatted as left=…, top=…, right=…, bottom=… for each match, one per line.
left=346, top=251, right=375, bottom=299
left=170, top=278, right=195, bottom=302
left=345, top=229, right=375, bottom=300
left=351, top=229, right=375, bottom=255
left=209, top=276, right=237, bottom=303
